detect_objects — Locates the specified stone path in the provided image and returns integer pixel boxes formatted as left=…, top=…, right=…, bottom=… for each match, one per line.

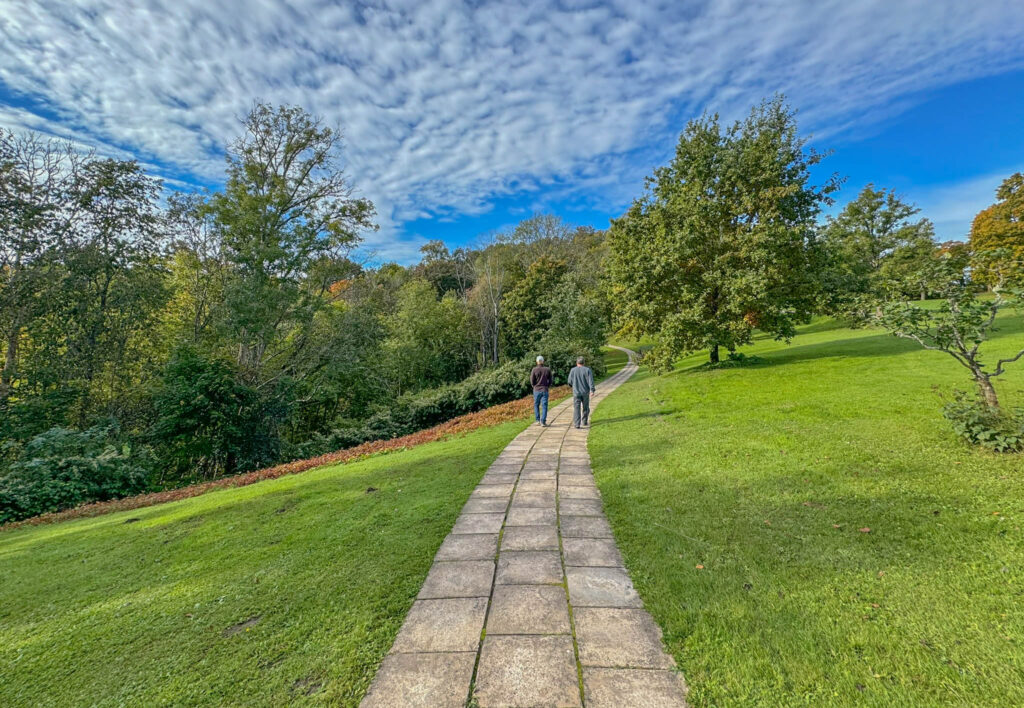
left=362, top=348, right=688, bottom=707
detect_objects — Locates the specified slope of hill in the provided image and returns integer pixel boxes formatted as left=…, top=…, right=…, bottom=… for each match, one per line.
left=591, top=315, right=1024, bottom=706
left=0, top=419, right=530, bottom=706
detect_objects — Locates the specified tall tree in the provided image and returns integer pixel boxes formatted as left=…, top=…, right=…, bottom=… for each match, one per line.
left=822, top=184, right=937, bottom=306
left=211, top=103, right=376, bottom=383
left=969, top=172, right=1024, bottom=287
left=608, top=96, right=839, bottom=367
left=501, top=256, right=568, bottom=359
left=0, top=131, right=84, bottom=405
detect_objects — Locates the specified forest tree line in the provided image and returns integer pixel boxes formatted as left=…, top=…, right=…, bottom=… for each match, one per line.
left=0, top=104, right=608, bottom=521
left=3, top=97, right=1022, bottom=521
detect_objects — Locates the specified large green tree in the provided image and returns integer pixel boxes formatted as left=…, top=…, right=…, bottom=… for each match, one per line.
left=822, top=184, right=938, bottom=307
left=608, top=96, right=839, bottom=367
left=211, top=103, right=376, bottom=383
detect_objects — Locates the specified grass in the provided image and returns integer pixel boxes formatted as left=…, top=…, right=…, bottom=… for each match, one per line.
left=601, top=346, right=630, bottom=376
left=591, top=314, right=1024, bottom=706
left=0, top=418, right=531, bottom=707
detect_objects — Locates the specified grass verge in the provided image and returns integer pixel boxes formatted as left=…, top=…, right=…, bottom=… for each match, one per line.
left=592, top=316, right=1024, bottom=706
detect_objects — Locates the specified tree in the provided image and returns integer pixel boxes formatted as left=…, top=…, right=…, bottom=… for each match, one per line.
left=822, top=184, right=937, bottom=307
left=875, top=261, right=1023, bottom=410
left=384, top=279, right=476, bottom=395
left=608, top=96, right=839, bottom=367
left=469, top=238, right=513, bottom=365
left=0, top=131, right=84, bottom=405
left=501, top=256, right=568, bottom=359
left=211, top=103, right=376, bottom=382
left=969, top=172, right=1024, bottom=287
left=60, top=158, right=167, bottom=423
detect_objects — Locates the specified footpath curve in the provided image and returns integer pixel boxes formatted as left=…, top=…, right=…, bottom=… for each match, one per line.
left=362, top=347, right=688, bottom=707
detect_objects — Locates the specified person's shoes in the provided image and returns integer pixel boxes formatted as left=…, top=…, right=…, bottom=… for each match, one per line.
left=575, top=425, right=581, bottom=429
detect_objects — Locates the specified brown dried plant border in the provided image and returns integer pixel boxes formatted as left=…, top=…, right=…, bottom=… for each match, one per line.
left=2, top=387, right=569, bottom=532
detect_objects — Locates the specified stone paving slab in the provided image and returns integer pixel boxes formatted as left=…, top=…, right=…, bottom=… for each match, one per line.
left=418, top=560, right=494, bottom=599
left=475, top=635, right=581, bottom=708
left=559, top=498, right=603, bottom=516
left=362, top=349, right=687, bottom=707
left=453, top=512, right=505, bottom=534
left=574, top=608, right=676, bottom=668
left=391, top=597, right=489, bottom=653
left=565, top=566, right=644, bottom=608
left=361, top=652, right=477, bottom=708
left=496, top=551, right=564, bottom=585
left=488, top=584, right=571, bottom=634
left=562, top=537, right=624, bottom=567
left=481, top=473, right=519, bottom=485
left=511, top=490, right=556, bottom=507
left=435, top=532, right=499, bottom=561
left=506, top=507, right=557, bottom=526
left=472, top=484, right=515, bottom=498
left=517, top=479, right=557, bottom=493
left=501, top=525, right=558, bottom=551
left=583, top=668, right=688, bottom=707
left=463, top=497, right=512, bottom=513
left=560, top=515, right=613, bottom=538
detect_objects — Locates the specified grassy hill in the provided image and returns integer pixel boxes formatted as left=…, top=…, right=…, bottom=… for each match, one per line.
left=0, top=420, right=530, bottom=707
left=591, top=314, right=1024, bottom=706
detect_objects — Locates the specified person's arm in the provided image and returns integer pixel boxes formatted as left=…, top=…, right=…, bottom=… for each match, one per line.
left=588, top=368, right=595, bottom=394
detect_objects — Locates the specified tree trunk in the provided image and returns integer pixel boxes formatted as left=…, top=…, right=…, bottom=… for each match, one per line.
left=976, top=375, right=999, bottom=410
left=920, top=289, right=926, bottom=301
left=709, top=344, right=720, bottom=364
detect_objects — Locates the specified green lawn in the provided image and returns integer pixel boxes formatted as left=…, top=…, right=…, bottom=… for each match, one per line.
left=601, top=346, right=630, bottom=376
left=592, top=315, right=1024, bottom=706
left=0, top=419, right=530, bottom=707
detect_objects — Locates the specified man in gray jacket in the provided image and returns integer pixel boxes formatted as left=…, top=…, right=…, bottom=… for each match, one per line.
left=567, top=356, right=596, bottom=429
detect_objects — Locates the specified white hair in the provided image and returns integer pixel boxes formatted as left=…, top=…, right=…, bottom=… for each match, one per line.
left=536, top=355, right=545, bottom=363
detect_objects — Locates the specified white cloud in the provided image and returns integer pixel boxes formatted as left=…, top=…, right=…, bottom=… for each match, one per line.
left=1, top=0, right=1023, bottom=261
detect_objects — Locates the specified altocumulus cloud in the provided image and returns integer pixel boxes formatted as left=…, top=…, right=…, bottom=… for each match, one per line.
left=1, top=0, right=1023, bottom=261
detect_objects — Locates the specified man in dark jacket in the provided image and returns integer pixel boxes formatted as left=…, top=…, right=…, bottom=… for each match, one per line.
left=567, top=356, right=595, bottom=428
left=530, top=355, right=553, bottom=426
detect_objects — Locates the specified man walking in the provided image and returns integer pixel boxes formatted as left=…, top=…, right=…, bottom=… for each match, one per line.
left=567, top=356, right=596, bottom=429
left=530, top=355, right=553, bottom=426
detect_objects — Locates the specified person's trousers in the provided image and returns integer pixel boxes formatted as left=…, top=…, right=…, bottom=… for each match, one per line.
left=533, top=390, right=549, bottom=423
left=573, top=394, right=590, bottom=427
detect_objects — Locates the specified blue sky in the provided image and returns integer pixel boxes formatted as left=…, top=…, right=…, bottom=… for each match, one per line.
left=2, top=0, right=1023, bottom=263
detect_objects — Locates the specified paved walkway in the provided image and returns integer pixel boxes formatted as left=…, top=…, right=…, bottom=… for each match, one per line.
left=362, top=348, right=688, bottom=707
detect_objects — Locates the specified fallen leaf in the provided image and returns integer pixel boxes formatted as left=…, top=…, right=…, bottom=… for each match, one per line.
left=695, top=564, right=704, bottom=570
left=871, top=603, right=880, bottom=608
left=832, top=524, right=841, bottom=529
left=859, top=527, right=871, bottom=533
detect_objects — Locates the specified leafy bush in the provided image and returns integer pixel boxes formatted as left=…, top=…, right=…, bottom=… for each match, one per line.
left=941, top=390, right=1024, bottom=452
left=0, top=425, right=154, bottom=523
left=290, top=352, right=605, bottom=459
left=151, top=348, right=281, bottom=482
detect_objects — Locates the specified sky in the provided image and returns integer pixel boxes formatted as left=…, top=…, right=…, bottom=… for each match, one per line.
left=1, top=0, right=1023, bottom=264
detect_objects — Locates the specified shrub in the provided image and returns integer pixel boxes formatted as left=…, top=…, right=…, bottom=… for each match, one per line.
left=0, top=425, right=154, bottom=523
left=151, top=348, right=280, bottom=482
left=941, top=390, right=1024, bottom=452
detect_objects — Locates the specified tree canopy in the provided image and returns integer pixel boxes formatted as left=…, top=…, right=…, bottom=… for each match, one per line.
left=608, top=96, right=839, bottom=366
